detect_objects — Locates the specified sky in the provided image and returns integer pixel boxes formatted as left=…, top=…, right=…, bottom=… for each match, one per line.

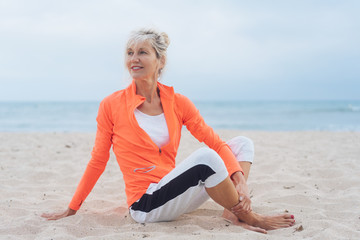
left=0, top=0, right=359, bottom=101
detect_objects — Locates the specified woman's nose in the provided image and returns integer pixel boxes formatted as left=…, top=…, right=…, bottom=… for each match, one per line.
left=131, top=54, right=140, bottom=62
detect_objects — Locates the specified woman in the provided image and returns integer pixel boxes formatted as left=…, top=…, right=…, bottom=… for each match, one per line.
left=42, top=28, right=295, bottom=234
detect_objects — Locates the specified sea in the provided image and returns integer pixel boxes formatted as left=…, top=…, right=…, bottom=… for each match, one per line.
left=0, top=100, right=359, bottom=132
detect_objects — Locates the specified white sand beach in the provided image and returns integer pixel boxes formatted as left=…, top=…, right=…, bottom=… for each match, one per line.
left=1, top=130, right=359, bottom=239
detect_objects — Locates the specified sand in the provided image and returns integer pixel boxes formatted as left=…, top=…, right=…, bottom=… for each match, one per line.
left=1, top=130, right=360, bottom=239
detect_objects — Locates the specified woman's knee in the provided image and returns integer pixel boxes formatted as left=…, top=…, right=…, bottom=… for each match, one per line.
left=227, top=136, right=254, bottom=163
left=193, top=148, right=227, bottom=173
left=196, top=147, right=223, bottom=164
left=194, top=148, right=228, bottom=188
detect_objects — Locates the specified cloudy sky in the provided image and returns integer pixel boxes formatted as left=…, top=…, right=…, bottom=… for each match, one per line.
left=0, top=0, right=359, bottom=101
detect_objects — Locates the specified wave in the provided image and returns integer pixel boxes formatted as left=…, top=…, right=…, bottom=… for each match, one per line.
left=197, top=101, right=360, bottom=114
left=1, top=101, right=359, bottom=131
left=348, top=104, right=360, bottom=112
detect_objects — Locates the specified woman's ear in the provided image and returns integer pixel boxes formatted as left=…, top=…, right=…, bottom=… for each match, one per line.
left=160, top=56, right=166, bottom=69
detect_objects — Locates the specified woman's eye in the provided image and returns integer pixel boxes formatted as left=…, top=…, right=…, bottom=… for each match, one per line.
left=140, top=51, right=147, bottom=54
left=127, top=51, right=133, bottom=56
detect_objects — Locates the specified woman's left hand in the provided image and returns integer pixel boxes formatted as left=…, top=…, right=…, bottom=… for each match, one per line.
left=230, top=172, right=252, bottom=214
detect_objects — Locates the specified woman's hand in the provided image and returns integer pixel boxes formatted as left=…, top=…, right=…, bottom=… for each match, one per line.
left=41, top=207, right=77, bottom=220
left=230, top=171, right=252, bottom=214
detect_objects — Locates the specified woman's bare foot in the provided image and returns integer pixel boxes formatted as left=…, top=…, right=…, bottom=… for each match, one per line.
left=222, top=209, right=268, bottom=234
left=252, top=212, right=295, bottom=230
left=222, top=208, right=295, bottom=233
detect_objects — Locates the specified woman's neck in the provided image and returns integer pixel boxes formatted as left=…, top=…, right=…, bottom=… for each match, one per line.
left=135, top=79, right=159, bottom=103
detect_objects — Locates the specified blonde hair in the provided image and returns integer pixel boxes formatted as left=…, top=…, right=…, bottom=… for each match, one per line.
left=126, top=28, right=170, bottom=64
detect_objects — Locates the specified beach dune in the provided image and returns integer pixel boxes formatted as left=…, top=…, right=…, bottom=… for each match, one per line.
left=1, top=130, right=359, bottom=239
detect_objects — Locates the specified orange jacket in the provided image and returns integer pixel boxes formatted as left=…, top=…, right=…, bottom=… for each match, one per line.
left=69, top=81, right=243, bottom=210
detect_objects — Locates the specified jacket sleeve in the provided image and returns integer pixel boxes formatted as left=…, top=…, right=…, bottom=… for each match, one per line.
left=69, top=98, right=113, bottom=210
left=178, top=94, right=243, bottom=176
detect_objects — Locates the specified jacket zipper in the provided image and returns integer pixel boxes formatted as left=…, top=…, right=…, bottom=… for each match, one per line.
left=132, top=102, right=165, bottom=155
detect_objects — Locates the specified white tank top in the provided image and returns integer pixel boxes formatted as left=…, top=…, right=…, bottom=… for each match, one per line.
left=134, top=109, right=170, bottom=148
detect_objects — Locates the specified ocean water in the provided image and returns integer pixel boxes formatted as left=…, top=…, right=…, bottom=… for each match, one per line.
left=0, top=100, right=359, bottom=132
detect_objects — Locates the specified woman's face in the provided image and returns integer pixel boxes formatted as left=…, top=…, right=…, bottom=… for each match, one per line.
left=126, top=40, right=164, bottom=81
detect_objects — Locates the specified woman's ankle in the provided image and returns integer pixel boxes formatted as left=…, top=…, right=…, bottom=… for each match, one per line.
left=236, top=211, right=260, bottom=227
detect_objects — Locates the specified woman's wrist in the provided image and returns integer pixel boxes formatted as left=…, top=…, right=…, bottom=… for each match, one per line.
left=67, top=207, right=77, bottom=216
left=231, top=171, right=246, bottom=185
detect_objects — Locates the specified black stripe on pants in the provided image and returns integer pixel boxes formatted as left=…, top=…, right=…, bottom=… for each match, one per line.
left=131, top=164, right=216, bottom=213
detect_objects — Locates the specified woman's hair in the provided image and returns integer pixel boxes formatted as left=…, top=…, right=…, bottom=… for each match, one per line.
left=126, top=28, right=170, bottom=63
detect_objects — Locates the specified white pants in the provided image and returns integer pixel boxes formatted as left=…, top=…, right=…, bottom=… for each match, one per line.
left=130, top=136, right=254, bottom=223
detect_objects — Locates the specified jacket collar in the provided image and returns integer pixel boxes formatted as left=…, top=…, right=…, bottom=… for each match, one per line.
left=125, top=80, right=174, bottom=111
left=125, top=80, right=176, bottom=149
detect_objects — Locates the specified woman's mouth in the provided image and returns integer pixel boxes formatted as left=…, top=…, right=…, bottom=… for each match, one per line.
left=131, top=66, right=143, bottom=70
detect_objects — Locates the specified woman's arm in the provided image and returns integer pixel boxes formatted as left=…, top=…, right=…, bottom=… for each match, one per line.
left=42, top=98, right=114, bottom=220
left=178, top=94, right=251, bottom=212
left=230, top=171, right=252, bottom=214
left=178, top=94, right=243, bottom=176
left=68, top=99, right=114, bottom=211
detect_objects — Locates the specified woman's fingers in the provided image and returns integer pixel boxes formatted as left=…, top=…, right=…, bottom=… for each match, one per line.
left=231, top=196, right=252, bottom=214
left=41, top=208, right=76, bottom=221
left=41, top=212, right=63, bottom=220
left=41, top=212, right=59, bottom=219
left=41, top=213, right=51, bottom=218
left=230, top=201, right=241, bottom=211
left=242, top=198, right=252, bottom=213
left=231, top=200, right=246, bottom=213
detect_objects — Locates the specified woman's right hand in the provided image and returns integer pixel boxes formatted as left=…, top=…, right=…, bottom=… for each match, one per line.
left=41, top=207, right=77, bottom=220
